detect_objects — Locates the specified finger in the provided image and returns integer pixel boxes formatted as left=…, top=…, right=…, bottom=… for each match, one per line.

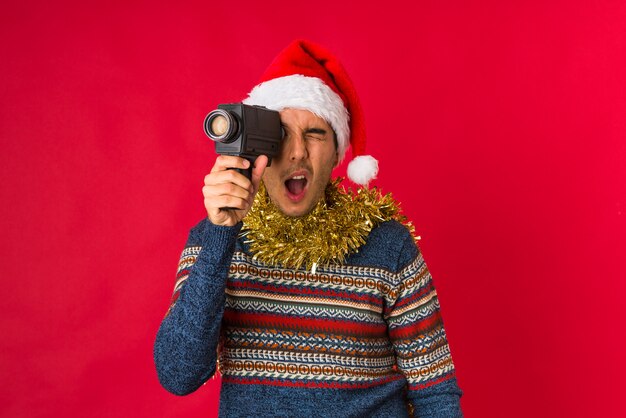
left=250, top=155, right=269, bottom=192
left=204, top=169, right=253, bottom=192
left=210, top=155, right=250, bottom=173
left=202, top=182, right=251, bottom=202
left=205, top=194, right=249, bottom=211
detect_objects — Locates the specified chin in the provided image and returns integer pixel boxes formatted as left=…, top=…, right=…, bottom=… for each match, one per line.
left=277, top=200, right=314, bottom=218
left=281, top=205, right=310, bottom=218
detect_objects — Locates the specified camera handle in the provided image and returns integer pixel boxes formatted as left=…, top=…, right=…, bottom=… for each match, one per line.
left=220, top=164, right=253, bottom=210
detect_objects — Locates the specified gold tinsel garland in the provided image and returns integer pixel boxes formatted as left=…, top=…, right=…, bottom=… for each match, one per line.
left=240, top=178, right=419, bottom=272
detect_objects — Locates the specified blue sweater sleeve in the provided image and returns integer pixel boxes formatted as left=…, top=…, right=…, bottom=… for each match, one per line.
left=153, top=219, right=242, bottom=396
left=389, top=230, right=464, bottom=417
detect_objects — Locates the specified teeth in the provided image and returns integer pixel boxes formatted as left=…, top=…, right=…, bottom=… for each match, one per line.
left=291, top=175, right=305, bottom=180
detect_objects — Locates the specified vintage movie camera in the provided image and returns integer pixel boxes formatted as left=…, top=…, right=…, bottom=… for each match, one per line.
left=203, top=103, right=283, bottom=179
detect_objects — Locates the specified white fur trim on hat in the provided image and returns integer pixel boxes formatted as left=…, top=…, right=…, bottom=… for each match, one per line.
left=243, top=75, right=351, bottom=161
left=347, top=155, right=378, bottom=185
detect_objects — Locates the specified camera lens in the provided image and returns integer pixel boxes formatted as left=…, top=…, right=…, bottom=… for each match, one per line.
left=210, top=115, right=228, bottom=136
left=204, top=109, right=238, bottom=143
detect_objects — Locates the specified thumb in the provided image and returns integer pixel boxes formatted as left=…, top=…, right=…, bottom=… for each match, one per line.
left=251, top=155, right=269, bottom=192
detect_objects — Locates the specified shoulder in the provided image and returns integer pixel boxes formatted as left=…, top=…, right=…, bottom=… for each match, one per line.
left=368, top=219, right=414, bottom=242
left=347, top=220, right=419, bottom=273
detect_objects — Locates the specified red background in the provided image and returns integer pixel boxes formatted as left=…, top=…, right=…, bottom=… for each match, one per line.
left=1, top=1, right=625, bottom=417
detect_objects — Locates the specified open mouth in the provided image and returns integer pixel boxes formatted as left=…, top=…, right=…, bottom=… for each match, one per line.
left=285, top=174, right=308, bottom=199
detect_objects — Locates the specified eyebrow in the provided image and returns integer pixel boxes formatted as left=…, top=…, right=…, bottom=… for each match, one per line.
left=304, top=128, right=327, bottom=135
left=281, top=125, right=329, bottom=136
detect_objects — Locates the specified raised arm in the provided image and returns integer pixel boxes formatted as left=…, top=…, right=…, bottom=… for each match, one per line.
left=154, top=155, right=268, bottom=395
left=154, top=220, right=241, bottom=395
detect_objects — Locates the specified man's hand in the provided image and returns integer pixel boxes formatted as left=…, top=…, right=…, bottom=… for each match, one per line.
left=202, top=155, right=269, bottom=226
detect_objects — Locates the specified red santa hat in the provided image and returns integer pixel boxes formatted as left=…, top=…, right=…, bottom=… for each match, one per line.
left=242, top=39, right=378, bottom=186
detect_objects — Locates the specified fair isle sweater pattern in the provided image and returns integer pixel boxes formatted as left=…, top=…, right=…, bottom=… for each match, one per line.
left=171, top=244, right=456, bottom=391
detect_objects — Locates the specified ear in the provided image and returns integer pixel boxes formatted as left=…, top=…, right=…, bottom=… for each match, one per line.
left=333, top=150, right=339, bottom=168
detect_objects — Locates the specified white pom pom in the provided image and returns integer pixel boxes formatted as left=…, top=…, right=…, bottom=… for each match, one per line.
left=347, top=155, right=379, bottom=185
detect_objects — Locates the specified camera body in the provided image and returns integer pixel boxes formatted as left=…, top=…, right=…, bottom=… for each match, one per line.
left=203, top=103, right=283, bottom=175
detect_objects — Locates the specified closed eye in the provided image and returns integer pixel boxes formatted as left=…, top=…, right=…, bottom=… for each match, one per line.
left=304, top=128, right=328, bottom=140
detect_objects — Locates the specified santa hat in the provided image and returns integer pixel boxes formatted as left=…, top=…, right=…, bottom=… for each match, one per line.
left=242, top=39, right=378, bottom=186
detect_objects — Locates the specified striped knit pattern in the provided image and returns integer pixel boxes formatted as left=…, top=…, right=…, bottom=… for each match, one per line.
left=166, top=245, right=202, bottom=316
left=170, top=248, right=456, bottom=391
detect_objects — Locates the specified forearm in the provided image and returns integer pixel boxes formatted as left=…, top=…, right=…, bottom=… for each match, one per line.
left=154, top=221, right=242, bottom=395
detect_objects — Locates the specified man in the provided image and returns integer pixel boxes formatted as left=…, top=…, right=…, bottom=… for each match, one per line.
left=154, top=40, right=463, bottom=417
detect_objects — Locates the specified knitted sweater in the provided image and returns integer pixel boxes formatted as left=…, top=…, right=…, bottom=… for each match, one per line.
left=154, top=219, right=463, bottom=417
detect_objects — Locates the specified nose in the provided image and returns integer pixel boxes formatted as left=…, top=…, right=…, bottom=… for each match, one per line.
left=285, top=133, right=308, bottom=161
